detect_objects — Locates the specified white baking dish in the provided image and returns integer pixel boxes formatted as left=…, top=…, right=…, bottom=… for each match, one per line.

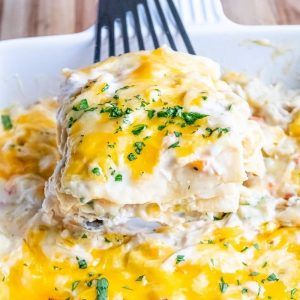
left=0, top=0, right=300, bottom=108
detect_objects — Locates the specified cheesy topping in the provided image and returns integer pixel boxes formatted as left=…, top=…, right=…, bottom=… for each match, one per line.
left=0, top=99, right=58, bottom=181
left=45, top=47, right=263, bottom=227
left=1, top=225, right=300, bottom=300
left=1, top=49, right=300, bottom=300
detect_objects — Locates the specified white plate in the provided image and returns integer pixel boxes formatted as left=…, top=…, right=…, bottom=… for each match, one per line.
left=0, top=0, right=300, bottom=108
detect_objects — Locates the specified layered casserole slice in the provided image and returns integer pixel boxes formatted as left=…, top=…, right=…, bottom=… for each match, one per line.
left=45, top=47, right=264, bottom=228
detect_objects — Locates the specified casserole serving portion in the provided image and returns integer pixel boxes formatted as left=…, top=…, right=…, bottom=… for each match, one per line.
left=44, top=47, right=264, bottom=228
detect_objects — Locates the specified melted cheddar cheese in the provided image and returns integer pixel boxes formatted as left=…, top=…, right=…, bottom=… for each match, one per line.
left=1, top=225, right=300, bottom=300
left=46, top=47, right=259, bottom=227
left=0, top=99, right=58, bottom=181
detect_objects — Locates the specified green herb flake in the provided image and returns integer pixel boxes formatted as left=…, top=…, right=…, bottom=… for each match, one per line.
left=168, top=141, right=180, bottom=149
left=114, top=174, right=122, bottom=182
left=72, top=99, right=89, bottom=111
left=134, top=141, right=145, bottom=155
left=147, top=110, right=155, bottom=119
left=122, top=286, right=133, bottom=291
left=227, top=104, right=232, bottom=111
left=174, top=131, right=182, bottom=137
left=257, top=285, right=262, bottom=296
left=266, top=273, right=279, bottom=282
left=104, top=237, right=111, bottom=243
left=241, top=246, right=249, bottom=252
left=96, top=277, right=109, bottom=300
left=125, top=107, right=133, bottom=114
left=132, top=124, right=147, bottom=135
left=86, top=280, right=93, bottom=287
left=136, top=275, right=145, bottom=282
left=219, top=277, right=229, bottom=293
left=290, top=288, right=297, bottom=299
left=76, top=257, right=88, bottom=269
left=175, top=255, right=185, bottom=264
left=262, top=261, right=268, bottom=268
left=249, top=271, right=259, bottom=277
left=242, top=288, right=248, bottom=294
left=71, top=280, right=80, bottom=291
left=68, top=117, right=76, bottom=128
left=101, top=83, right=110, bottom=92
left=81, top=233, right=88, bottom=239
left=158, top=125, right=166, bottom=131
left=1, top=115, right=13, bottom=130
left=157, top=106, right=183, bottom=118
left=181, top=112, right=208, bottom=125
left=128, top=153, right=137, bottom=161
left=253, top=243, right=260, bottom=250
left=91, top=167, right=101, bottom=176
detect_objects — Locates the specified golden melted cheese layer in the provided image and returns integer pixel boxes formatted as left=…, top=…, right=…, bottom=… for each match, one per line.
left=1, top=226, right=300, bottom=300
left=46, top=47, right=260, bottom=227
left=0, top=99, right=58, bottom=181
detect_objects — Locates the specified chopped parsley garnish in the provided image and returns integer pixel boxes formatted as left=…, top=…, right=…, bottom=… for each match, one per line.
left=103, top=105, right=123, bottom=118
left=157, top=106, right=183, bottom=118
left=242, top=288, right=248, bottom=294
left=122, top=286, right=133, bottom=290
left=136, top=275, right=145, bottom=282
left=266, top=273, right=279, bottom=282
left=241, top=246, right=248, bottom=252
left=71, top=280, right=80, bottom=291
left=128, top=153, right=137, bottom=161
left=101, top=83, right=109, bottom=92
left=249, top=271, right=259, bottom=276
left=115, top=126, right=122, bottom=133
left=262, top=261, right=268, bottom=268
left=115, top=85, right=133, bottom=93
left=158, top=125, right=166, bottom=131
left=132, top=124, right=147, bottom=135
left=104, top=237, right=111, bottom=243
left=181, top=112, right=208, bottom=125
left=168, top=141, right=180, bottom=149
left=141, top=100, right=149, bottom=107
left=257, top=285, right=262, bottom=296
left=290, top=288, right=297, bottom=299
left=125, top=107, right=133, bottom=114
left=134, top=142, right=145, bottom=155
left=175, top=255, right=185, bottom=264
left=68, top=117, right=76, bottom=128
left=72, top=99, right=89, bottom=111
left=76, top=257, right=87, bottom=269
left=86, top=280, right=93, bottom=287
left=1, top=115, right=12, bottom=130
left=174, top=131, right=182, bottom=137
left=91, top=167, right=101, bottom=176
left=114, top=174, right=122, bottom=182
left=202, top=127, right=230, bottom=138
left=107, top=142, right=115, bottom=148
left=253, top=243, right=260, bottom=250
left=96, top=277, right=108, bottom=300
left=202, top=95, right=208, bottom=100
left=219, top=277, right=229, bottom=293
left=147, top=110, right=155, bottom=119
left=227, top=104, right=232, bottom=111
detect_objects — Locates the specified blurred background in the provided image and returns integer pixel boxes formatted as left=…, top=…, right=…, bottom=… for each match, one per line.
left=0, top=0, right=299, bottom=40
